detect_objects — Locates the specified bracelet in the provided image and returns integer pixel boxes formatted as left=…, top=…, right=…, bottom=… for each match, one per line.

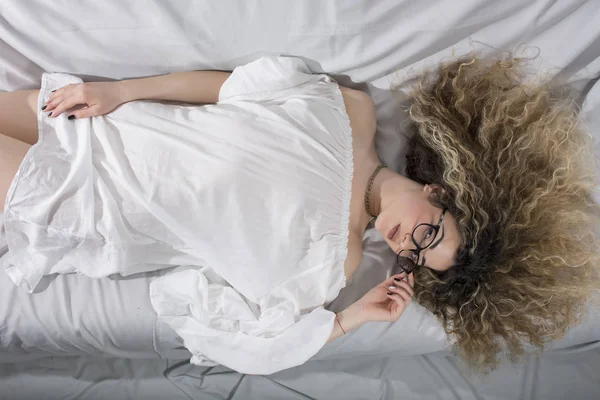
left=336, top=316, right=346, bottom=334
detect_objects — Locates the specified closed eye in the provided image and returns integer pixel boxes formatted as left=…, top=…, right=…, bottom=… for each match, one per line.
left=429, top=225, right=445, bottom=250
left=424, top=227, right=434, bottom=240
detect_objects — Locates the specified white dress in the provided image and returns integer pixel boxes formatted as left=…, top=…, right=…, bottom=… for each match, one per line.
left=2, top=56, right=354, bottom=374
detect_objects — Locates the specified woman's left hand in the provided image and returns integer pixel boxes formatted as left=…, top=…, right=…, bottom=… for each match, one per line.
left=354, top=272, right=415, bottom=323
left=43, top=81, right=124, bottom=119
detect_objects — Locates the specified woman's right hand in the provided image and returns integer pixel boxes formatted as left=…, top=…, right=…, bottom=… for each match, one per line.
left=353, top=272, right=415, bottom=323
left=43, top=81, right=125, bottom=120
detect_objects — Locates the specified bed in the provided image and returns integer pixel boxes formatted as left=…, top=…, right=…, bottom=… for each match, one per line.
left=1, top=0, right=599, bottom=399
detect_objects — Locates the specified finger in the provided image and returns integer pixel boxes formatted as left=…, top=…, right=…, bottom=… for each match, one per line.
left=46, top=90, right=59, bottom=103
left=47, top=84, right=87, bottom=117
left=47, top=88, right=62, bottom=102
left=42, top=99, right=55, bottom=112
left=391, top=273, right=408, bottom=285
left=69, top=106, right=97, bottom=119
left=47, top=84, right=74, bottom=102
left=43, top=96, right=66, bottom=112
left=394, top=280, right=414, bottom=297
left=390, top=286, right=413, bottom=304
left=386, top=292, right=406, bottom=316
left=380, top=273, right=405, bottom=289
left=50, top=97, right=87, bottom=118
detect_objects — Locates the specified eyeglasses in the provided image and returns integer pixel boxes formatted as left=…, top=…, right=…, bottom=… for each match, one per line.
left=396, top=208, right=447, bottom=274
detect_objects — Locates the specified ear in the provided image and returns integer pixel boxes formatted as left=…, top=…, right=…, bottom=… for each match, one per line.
left=424, top=183, right=444, bottom=192
left=424, top=183, right=447, bottom=197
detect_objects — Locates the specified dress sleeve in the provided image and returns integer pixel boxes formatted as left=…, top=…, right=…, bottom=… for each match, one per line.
left=149, top=266, right=336, bottom=375
left=218, top=55, right=331, bottom=102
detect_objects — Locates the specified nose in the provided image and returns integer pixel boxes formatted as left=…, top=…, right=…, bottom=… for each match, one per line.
left=398, top=232, right=412, bottom=250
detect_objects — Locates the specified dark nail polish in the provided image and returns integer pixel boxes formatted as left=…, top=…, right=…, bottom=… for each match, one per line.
left=48, top=112, right=52, bottom=117
left=387, top=291, right=393, bottom=295
left=41, top=105, right=47, bottom=111
left=68, top=115, right=75, bottom=120
left=393, top=277, right=401, bottom=282
left=51, top=90, right=56, bottom=93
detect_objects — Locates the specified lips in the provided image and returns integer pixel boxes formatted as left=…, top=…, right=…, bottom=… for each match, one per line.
left=388, top=224, right=400, bottom=240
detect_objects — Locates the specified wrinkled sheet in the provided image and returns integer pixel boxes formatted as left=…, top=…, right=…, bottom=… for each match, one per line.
left=1, top=0, right=600, bottom=398
left=0, top=347, right=599, bottom=400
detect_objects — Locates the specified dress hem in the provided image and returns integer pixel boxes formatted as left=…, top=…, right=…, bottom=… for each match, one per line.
left=2, top=72, right=84, bottom=292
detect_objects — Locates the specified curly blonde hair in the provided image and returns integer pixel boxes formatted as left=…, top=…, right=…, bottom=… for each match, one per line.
left=402, top=54, right=600, bottom=372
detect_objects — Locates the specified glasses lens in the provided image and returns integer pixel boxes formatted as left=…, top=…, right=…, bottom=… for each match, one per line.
left=397, top=250, right=419, bottom=273
left=414, top=224, right=437, bottom=249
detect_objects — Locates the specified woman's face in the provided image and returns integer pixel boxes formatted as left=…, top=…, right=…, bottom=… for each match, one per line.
left=374, top=183, right=461, bottom=272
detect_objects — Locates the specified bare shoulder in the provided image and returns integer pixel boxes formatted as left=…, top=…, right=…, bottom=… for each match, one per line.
left=344, top=231, right=364, bottom=281
left=338, top=86, right=376, bottom=146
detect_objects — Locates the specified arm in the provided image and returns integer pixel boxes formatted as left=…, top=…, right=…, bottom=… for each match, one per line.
left=44, top=70, right=232, bottom=119
left=117, top=70, right=232, bottom=105
left=326, top=302, right=366, bottom=344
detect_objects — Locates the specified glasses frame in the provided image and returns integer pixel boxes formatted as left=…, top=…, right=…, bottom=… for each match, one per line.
left=396, top=208, right=447, bottom=274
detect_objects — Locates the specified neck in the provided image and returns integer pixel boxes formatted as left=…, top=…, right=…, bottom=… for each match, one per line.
left=368, top=167, right=388, bottom=218
left=370, top=167, right=426, bottom=223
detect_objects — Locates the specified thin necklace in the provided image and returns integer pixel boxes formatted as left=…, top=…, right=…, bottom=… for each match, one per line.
left=364, top=164, right=386, bottom=222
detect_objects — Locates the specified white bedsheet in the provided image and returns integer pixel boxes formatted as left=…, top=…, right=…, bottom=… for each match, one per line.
left=0, top=212, right=162, bottom=361
left=1, top=0, right=600, bottom=396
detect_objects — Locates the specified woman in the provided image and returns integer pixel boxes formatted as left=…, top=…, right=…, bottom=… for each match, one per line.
left=0, top=55, right=597, bottom=374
